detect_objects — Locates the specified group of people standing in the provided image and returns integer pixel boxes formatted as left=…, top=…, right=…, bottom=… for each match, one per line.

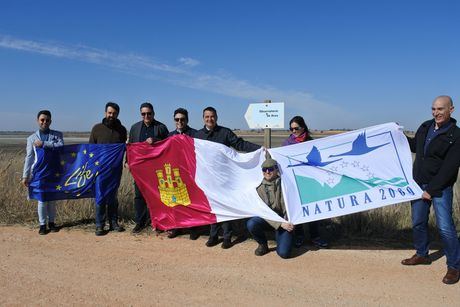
left=22, top=95, right=460, bottom=284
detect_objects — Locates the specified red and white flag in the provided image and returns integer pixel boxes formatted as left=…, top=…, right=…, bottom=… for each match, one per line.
left=127, top=135, right=285, bottom=230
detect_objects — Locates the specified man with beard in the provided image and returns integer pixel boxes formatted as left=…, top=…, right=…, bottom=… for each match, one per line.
left=89, top=102, right=127, bottom=236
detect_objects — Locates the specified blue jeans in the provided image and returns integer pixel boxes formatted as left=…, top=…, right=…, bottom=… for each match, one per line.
left=411, top=185, right=460, bottom=269
left=247, top=217, right=293, bottom=259
left=95, top=195, right=119, bottom=228
left=38, top=201, right=56, bottom=225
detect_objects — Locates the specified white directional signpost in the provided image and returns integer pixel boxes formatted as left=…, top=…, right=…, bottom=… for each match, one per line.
left=244, top=102, right=285, bottom=129
left=244, top=101, right=285, bottom=148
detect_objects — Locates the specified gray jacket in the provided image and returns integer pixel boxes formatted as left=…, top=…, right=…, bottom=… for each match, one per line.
left=23, top=129, right=64, bottom=179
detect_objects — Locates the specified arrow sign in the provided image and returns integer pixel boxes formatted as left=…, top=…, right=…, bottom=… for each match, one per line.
left=244, top=102, right=285, bottom=129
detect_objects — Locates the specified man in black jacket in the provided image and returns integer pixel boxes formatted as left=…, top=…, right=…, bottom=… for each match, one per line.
left=195, top=106, right=261, bottom=249
left=128, top=102, right=169, bottom=233
left=402, top=95, right=460, bottom=285
left=166, top=108, right=200, bottom=240
left=89, top=102, right=127, bottom=235
left=167, top=108, right=197, bottom=137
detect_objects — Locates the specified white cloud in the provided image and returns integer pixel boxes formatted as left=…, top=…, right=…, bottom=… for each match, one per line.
left=178, top=57, right=200, bottom=67
left=0, top=34, right=359, bottom=129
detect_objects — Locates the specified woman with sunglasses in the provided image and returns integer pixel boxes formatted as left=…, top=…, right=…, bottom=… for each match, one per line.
left=282, top=116, right=329, bottom=249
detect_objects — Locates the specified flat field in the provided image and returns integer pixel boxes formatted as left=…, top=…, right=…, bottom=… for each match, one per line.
left=1, top=132, right=459, bottom=305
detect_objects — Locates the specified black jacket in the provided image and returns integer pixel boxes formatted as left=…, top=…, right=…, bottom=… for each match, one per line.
left=168, top=126, right=197, bottom=137
left=195, top=125, right=260, bottom=152
left=89, top=118, right=127, bottom=144
left=128, top=120, right=169, bottom=143
left=408, top=118, right=460, bottom=197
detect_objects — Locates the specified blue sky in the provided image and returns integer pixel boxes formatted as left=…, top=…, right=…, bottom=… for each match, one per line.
left=0, top=0, right=459, bottom=132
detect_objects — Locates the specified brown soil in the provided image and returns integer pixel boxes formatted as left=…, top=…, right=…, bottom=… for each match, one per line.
left=1, top=225, right=459, bottom=306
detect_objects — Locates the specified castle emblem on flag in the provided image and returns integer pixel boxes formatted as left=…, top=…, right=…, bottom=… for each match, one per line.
left=156, top=163, right=191, bottom=207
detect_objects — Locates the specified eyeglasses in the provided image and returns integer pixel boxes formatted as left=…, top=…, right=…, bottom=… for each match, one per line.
left=174, top=117, right=186, bottom=122
left=141, top=112, right=152, bottom=116
left=39, top=119, right=51, bottom=123
left=262, top=167, right=277, bottom=173
left=290, top=126, right=302, bottom=132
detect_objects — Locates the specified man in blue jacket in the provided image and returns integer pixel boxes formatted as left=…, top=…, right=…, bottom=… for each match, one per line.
left=402, top=95, right=460, bottom=285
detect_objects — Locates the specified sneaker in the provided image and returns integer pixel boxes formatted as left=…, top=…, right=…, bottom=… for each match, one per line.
left=95, top=226, right=105, bottom=236
left=311, top=237, right=328, bottom=248
left=38, top=225, right=47, bottom=235
left=132, top=224, right=143, bottom=234
left=205, top=236, right=219, bottom=247
left=167, top=229, right=179, bottom=239
left=221, top=238, right=232, bottom=249
left=189, top=231, right=199, bottom=240
left=254, top=243, right=269, bottom=256
left=109, top=223, right=125, bottom=232
left=48, top=222, right=59, bottom=232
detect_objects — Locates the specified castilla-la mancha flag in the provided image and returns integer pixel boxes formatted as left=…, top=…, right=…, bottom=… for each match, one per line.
left=127, top=135, right=285, bottom=230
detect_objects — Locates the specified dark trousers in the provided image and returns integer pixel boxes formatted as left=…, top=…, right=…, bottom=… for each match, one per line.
left=95, top=194, right=118, bottom=228
left=247, top=217, right=293, bottom=259
left=134, top=183, right=150, bottom=227
left=294, top=221, right=320, bottom=239
left=209, top=222, right=232, bottom=241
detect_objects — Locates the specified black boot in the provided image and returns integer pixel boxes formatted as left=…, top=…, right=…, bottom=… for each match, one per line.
left=38, top=225, right=47, bottom=235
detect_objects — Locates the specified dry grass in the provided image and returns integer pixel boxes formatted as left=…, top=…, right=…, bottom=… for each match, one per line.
left=0, top=147, right=135, bottom=227
left=1, top=147, right=459, bottom=240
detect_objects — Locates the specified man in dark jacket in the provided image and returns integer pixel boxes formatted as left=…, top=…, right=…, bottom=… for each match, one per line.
left=195, top=106, right=261, bottom=249
left=167, top=108, right=197, bottom=137
left=129, top=102, right=169, bottom=233
left=89, top=102, right=127, bottom=236
left=402, top=95, right=460, bottom=285
left=166, top=108, right=199, bottom=240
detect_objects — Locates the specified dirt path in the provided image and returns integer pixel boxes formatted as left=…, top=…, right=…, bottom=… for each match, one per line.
left=0, top=226, right=458, bottom=306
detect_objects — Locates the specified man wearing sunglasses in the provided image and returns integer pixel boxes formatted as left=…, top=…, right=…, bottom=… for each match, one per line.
left=128, top=102, right=169, bottom=233
left=22, top=110, right=64, bottom=235
left=246, top=158, right=294, bottom=258
left=168, top=108, right=197, bottom=137
left=166, top=107, right=199, bottom=240
left=195, top=106, right=261, bottom=249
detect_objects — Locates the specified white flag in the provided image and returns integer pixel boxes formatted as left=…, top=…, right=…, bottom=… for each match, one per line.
left=269, top=123, right=423, bottom=224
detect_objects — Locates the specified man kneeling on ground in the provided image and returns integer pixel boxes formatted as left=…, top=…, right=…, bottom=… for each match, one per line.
left=246, top=158, right=294, bottom=258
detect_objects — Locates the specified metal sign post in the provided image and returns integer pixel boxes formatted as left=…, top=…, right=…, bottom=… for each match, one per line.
left=263, top=100, right=272, bottom=148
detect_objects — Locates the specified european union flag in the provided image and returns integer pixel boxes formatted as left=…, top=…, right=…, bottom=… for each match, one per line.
left=28, top=143, right=126, bottom=205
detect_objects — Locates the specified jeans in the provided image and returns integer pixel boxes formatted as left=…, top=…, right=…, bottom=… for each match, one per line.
left=411, top=185, right=460, bottom=270
left=247, top=217, right=293, bottom=259
left=95, top=194, right=119, bottom=228
left=38, top=201, right=56, bottom=225
left=134, top=183, right=150, bottom=227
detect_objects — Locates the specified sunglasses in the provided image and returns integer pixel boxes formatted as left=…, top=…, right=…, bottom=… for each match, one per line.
left=290, top=126, right=302, bottom=132
left=174, top=117, right=186, bottom=122
left=262, top=167, right=277, bottom=173
left=141, top=112, right=152, bottom=116
left=39, top=119, right=51, bottom=123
